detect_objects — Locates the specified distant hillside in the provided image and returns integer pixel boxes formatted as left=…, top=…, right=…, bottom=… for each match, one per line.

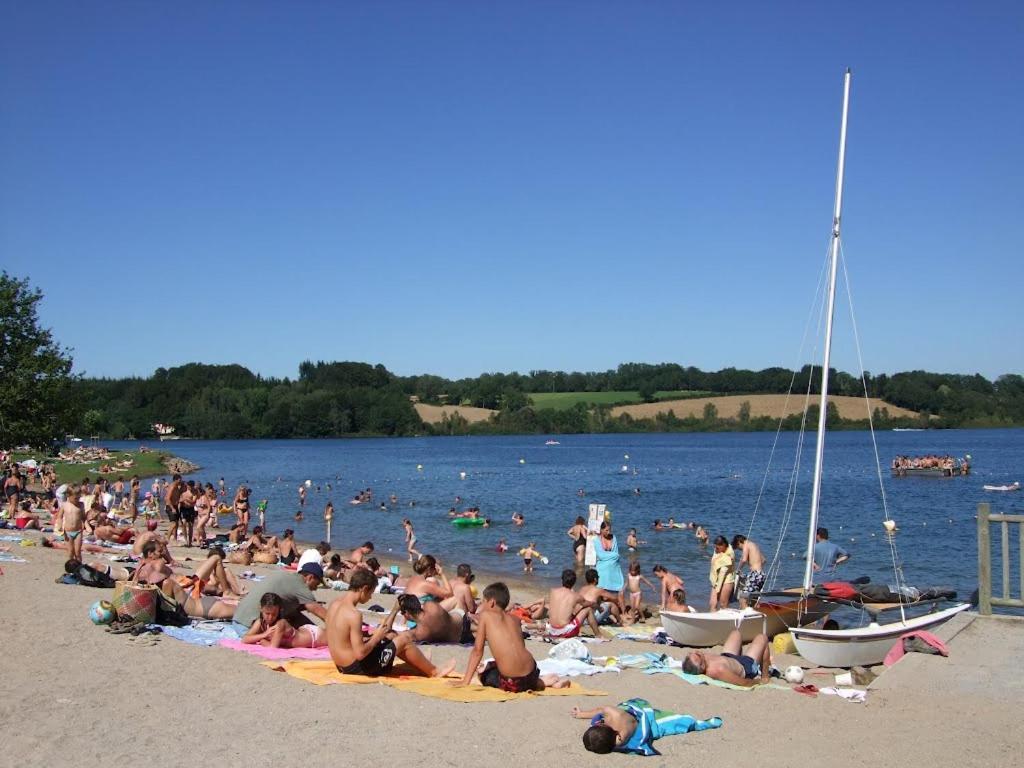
left=414, top=403, right=496, bottom=424
left=611, top=394, right=919, bottom=421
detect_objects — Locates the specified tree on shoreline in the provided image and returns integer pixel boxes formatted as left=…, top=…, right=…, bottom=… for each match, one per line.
left=0, top=272, right=80, bottom=448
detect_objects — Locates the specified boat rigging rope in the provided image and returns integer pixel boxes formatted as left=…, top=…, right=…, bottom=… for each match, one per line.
left=764, top=241, right=832, bottom=591
left=839, top=242, right=908, bottom=623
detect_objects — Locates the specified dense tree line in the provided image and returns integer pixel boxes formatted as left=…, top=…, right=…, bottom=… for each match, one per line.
left=69, top=360, right=1024, bottom=439
left=6, top=271, right=1018, bottom=447
left=76, top=362, right=422, bottom=439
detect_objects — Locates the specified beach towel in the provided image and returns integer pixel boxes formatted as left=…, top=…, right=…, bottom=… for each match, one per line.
left=218, top=638, right=331, bottom=660
left=883, top=630, right=950, bottom=666
left=647, top=667, right=789, bottom=692
left=262, top=660, right=606, bottom=702
left=156, top=620, right=242, bottom=647
left=593, top=698, right=722, bottom=756
left=537, top=658, right=620, bottom=677
left=0, top=553, right=27, bottom=563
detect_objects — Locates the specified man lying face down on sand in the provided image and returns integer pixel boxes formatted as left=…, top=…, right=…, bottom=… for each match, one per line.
left=451, top=582, right=568, bottom=692
left=397, top=594, right=475, bottom=645
left=327, top=569, right=455, bottom=678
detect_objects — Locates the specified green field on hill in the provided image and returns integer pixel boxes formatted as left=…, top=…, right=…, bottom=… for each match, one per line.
left=528, top=390, right=712, bottom=410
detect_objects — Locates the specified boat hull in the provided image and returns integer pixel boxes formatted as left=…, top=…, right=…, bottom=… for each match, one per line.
left=790, top=603, right=970, bottom=667
left=891, top=466, right=968, bottom=477
left=757, top=597, right=830, bottom=637
left=659, top=608, right=767, bottom=647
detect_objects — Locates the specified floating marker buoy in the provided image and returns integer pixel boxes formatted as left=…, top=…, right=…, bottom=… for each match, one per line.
left=883, top=519, right=897, bottom=532
left=305, top=479, right=312, bottom=487
left=417, top=464, right=423, bottom=471
left=519, top=458, right=525, bottom=464
left=459, top=471, right=467, bottom=480
left=624, top=454, right=630, bottom=460
left=621, top=465, right=628, bottom=472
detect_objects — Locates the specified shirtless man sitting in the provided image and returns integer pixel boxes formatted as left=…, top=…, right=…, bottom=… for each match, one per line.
left=131, top=541, right=174, bottom=586
left=652, top=564, right=685, bottom=610
left=546, top=569, right=602, bottom=639
left=681, top=629, right=771, bottom=687
left=732, top=535, right=766, bottom=609
left=451, top=582, right=568, bottom=692
left=326, top=569, right=455, bottom=678
left=346, top=541, right=374, bottom=567
left=398, top=594, right=475, bottom=645
left=440, top=563, right=477, bottom=614
left=579, top=568, right=624, bottom=625
left=133, top=521, right=173, bottom=563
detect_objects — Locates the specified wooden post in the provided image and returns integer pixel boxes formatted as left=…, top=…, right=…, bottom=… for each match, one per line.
left=1002, top=520, right=1011, bottom=601
left=977, top=502, right=992, bottom=615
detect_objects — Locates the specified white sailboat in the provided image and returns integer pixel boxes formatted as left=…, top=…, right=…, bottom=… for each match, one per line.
left=788, top=70, right=969, bottom=668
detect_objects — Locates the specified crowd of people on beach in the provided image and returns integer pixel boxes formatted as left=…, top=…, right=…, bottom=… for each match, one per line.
left=3, top=451, right=842, bottom=756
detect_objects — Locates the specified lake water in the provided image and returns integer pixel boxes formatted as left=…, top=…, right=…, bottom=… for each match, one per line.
left=108, top=429, right=1023, bottom=605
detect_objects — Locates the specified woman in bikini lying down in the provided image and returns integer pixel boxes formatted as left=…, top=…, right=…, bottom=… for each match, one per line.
left=241, top=592, right=325, bottom=648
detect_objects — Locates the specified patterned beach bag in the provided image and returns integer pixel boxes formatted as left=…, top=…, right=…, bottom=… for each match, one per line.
left=111, top=581, right=159, bottom=624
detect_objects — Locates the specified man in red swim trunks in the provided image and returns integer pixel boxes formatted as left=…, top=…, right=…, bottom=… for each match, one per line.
left=545, top=569, right=603, bottom=639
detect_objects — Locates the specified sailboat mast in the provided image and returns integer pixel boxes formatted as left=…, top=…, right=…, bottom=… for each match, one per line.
left=803, top=69, right=852, bottom=591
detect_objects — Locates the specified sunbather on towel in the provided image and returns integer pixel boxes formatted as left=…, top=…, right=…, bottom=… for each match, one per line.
left=573, top=698, right=722, bottom=756
left=682, top=629, right=771, bottom=687
left=326, top=569, right=455, bottom=678
left=242, top=592, right=324, bottom=648
left=451, top=581, right=568, bottom=692
left=397, top=594, right=475, bottom=645
left=161, top=577, right=237, bottom=620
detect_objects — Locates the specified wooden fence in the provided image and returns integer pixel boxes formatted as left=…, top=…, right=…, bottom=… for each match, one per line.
left=977, top=502, right=1024, bottom=614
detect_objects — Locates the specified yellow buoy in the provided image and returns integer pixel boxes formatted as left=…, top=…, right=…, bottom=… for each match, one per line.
left=773, top=632, right=797, bottom=655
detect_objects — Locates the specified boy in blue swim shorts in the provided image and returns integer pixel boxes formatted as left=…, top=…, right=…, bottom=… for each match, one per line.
left=573, top=699, right=722, bottom=756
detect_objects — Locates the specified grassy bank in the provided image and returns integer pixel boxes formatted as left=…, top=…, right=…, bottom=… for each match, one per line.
left=13, top=449, right=178, bottom=485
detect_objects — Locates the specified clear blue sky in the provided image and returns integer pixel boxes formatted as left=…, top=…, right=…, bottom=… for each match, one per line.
left=2, top=2, right=1021, bottom=382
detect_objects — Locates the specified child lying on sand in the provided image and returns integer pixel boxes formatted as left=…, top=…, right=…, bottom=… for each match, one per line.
left=573, top=698, right=722, bottom=756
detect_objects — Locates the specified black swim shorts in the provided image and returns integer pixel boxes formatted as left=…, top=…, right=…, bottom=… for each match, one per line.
left=339, top=639, right=397, bottom=677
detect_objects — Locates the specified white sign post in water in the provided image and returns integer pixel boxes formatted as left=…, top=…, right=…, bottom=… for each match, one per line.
left=584, top=503, right=605, bottom=566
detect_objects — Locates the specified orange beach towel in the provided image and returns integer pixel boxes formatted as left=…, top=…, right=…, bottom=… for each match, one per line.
left=261, top=660, right=606, bottom=702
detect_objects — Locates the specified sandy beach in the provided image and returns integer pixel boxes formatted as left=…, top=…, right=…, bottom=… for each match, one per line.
left=1, top=528, right=1020, bottom=768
